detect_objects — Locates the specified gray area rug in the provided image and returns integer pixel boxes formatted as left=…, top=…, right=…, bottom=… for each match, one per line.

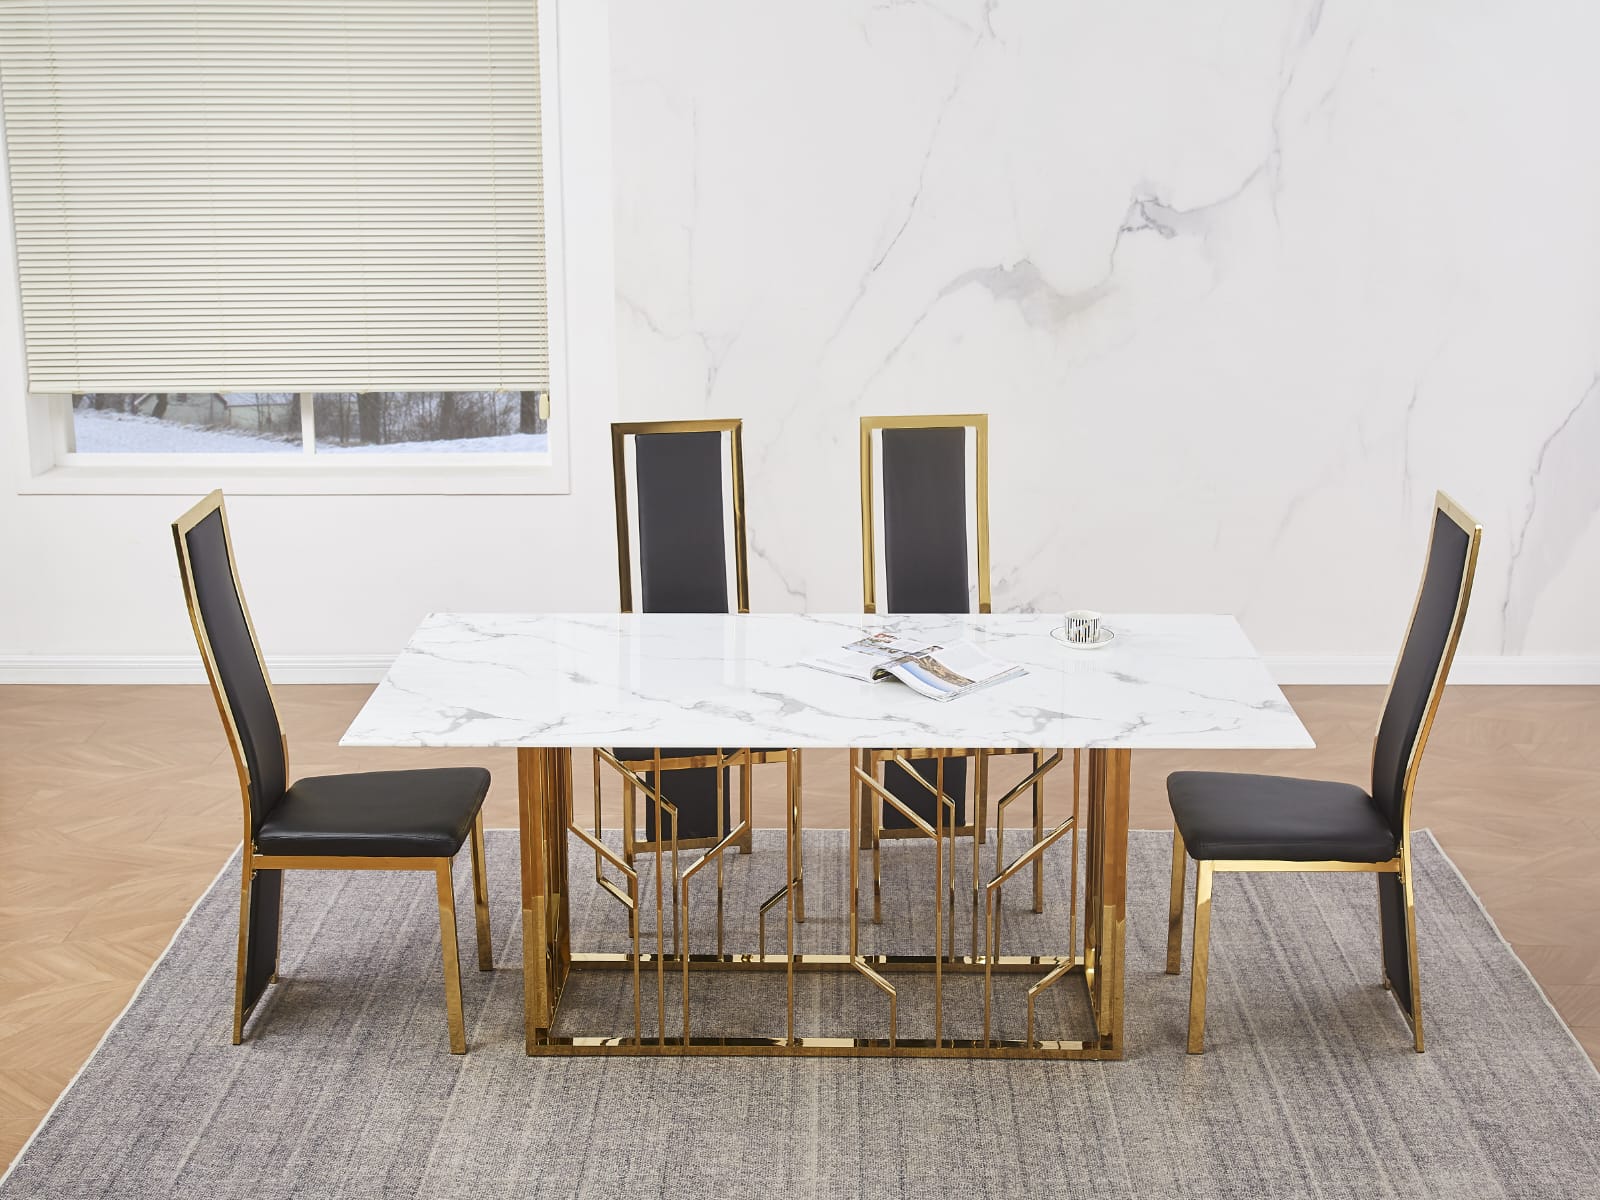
left=3, top=828, right=1597, bottom=1199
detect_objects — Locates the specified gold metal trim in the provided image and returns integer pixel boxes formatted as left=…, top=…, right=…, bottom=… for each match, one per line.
left=858, top=413, right=990, bottom=615
left=1209, top=859, right=1401, bottom=874
left=610, top=418, right=750, bottom=615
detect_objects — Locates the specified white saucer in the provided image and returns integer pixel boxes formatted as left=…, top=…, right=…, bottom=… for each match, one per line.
left=1051, top=625, right=1116, bottom=651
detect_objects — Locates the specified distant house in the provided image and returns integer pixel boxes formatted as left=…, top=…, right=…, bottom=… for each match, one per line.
left=77, top=392, right=297, bottom=434
left=217, top=393, right=298, bottom=435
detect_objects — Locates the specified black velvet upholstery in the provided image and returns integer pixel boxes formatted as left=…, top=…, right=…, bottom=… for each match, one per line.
left=880, top=426, right=970, bottom=616
left=239, top=865, right=282, bottom=1015
left=882, top=757, right=969, bottom=830
left=184, top=510, right=286, bottom=834
left=646, top=767, right=732, bottom=843
left=613, top=748, right=729, bottom=842
left=1167, top=772, right=1397, bottom=862
left=255, top=768, right=490, bottom=857
left=634, top=430, right=729, bottom=614
left=877, top=425, right=973, bottom=828
left=1370, top=511, right=1472, bottom=838
left=1379, top=870, right=1414, bottom=1012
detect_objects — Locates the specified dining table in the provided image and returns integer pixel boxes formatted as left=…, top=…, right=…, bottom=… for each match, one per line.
left=341, top=611, right=1312, bottom=1059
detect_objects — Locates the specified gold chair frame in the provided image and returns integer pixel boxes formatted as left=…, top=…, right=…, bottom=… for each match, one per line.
left=857, top=413, right=1078, bottom=935
left=600, top=420, right=805, bottom=973
left=173, top=491, right=491, bottom=1054
left=1165, top=491, right=1482, bottom=1053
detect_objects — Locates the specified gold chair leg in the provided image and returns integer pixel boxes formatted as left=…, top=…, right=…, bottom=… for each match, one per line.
left=1186, top=860, right=1213, bottom=1054
left=469, top=811, right=492, bottom=971
left=231, top=864, right=253, bottom=1045
left=1378, top=874, right=1392, bottom=990
left=1166, top=827, right=1186, bottom=974
left=436, top=860, right=467, bottom=1054
left=270, top=874, right=285, bottom=984
left=793, top=750, right=807, bottom=923
left=1402, top=846, right=1425, bottom=1052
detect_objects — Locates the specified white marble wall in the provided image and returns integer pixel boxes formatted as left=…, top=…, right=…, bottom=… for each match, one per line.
left=611, top=0, right=1600, bottom=660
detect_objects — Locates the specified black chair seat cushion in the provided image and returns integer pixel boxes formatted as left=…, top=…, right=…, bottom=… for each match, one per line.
left=255, top=767, right=490, bottom=858
left=1168, top=772, right=1397, bottom=863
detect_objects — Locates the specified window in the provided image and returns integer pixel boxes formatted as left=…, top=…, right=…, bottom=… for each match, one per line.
left=68, top=391, right=550, bottom=455
left=0, top=0, right=558, bottom=481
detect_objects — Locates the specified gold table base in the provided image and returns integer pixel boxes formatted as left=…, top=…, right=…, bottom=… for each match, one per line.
left=518, top=746, right=1131, bottom=1061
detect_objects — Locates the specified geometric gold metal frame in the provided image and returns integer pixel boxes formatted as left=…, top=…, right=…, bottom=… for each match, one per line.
left=171, top=490, right=492, bottom=1054
left=1165, top=490, right=1483, bottom=1054
left=514, top=741, right=1131, bottom=1060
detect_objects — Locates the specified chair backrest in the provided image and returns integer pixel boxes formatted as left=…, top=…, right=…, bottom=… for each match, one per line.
left=1370, top=492, right=1482, bottom=839
left=611, top=419, right=748, bottom=614
left=171, top=491, right=287, bottom=838
left=860, top=414, right=990, bottom=614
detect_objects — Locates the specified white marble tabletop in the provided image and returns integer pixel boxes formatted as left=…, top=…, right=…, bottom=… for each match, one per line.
left=341, top=613, right=1312, bottom=752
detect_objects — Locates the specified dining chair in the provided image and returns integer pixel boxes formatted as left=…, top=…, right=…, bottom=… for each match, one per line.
left=856, top=414, right=1076, bottom=941
left=604, top=419, right=805, bottom=976
left=172, top=491, right=493, bottom=1053
left=1165, top=491, right=1482, bottom=1053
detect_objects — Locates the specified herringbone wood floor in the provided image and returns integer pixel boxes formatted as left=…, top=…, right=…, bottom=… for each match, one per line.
left=1, top=683, right=1596, bottom=1170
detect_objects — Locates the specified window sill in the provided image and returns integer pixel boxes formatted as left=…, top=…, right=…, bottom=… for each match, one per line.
left=18, top=453, right=570, bottom=496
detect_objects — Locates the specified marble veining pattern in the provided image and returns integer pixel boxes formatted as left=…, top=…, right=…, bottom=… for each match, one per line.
left=609, top=0, right=1600, bottom=658
left=342, top=612, right=1313, bottom=750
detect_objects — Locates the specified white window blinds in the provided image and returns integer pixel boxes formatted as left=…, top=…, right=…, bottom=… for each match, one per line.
left=0, top=0, right=547, bottom=394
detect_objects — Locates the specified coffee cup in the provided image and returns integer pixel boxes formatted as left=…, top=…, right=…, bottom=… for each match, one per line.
left=1064, top=610, right=1101, bottom=644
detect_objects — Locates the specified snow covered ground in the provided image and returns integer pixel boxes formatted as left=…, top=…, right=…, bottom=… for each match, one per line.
left=73, top=410, right=547, bottom=456
left=74, top=410, right=297, bottom=453
left=320, top=431, right=547, bottom=454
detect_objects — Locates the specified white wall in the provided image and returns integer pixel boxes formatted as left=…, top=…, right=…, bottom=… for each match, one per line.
left=2, top=0, right=1598, bottom=682
left=611, top=0, right=1600, bottom=679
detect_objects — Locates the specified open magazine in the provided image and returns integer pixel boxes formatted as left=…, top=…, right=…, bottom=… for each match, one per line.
left=803, top=632, right=1025, bottom=702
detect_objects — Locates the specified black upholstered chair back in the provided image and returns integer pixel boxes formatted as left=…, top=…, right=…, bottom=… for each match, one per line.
left=612, top=421, right=747, bottom=614
left=862, top=415, right=988, bottom=615
left=1370, top=496, right=1481, bottom=838
left=861, top=416, right=990, bottom=829
left=174, top=496, right=287, bottom=835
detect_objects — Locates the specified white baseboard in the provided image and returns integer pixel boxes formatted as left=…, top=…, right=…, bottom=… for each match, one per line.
left=0, top=654, right=393, bottom=685
left=1, top=652, right=1598, bottom=687
left=1266, top=655, right=1600, bottom=686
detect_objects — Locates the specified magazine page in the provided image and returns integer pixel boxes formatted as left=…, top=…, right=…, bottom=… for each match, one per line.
left=874, top=642, right=1025, bottom=702
left=803, top=648, right=890, bottom=682
left=840, top=632, right=934, bottom=658
left=801, top=631, right=934, bottom=681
